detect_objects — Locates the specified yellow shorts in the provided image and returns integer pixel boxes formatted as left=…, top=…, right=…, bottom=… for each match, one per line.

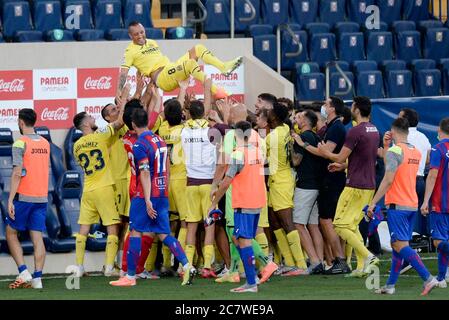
left=258, top=205, right=269, bottom=228
left=79, top=185, right=121, bottom=226
left=114, top=178, right=130, bottom=217
left=268, top=176, right=295, bottom=212
left=169, top=178, right=188, bottom=222
left=185, top=184, right=212, bottom=223
left=333, top=187, right=375, bottom=231
left=156, top=52, right=195, bottom=92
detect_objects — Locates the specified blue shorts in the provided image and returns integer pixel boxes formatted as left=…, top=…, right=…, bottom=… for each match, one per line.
left=5, top=201, right=47, bottom=232
left=233, top=210, right=260, bottom=239
left=429, top=212, right=449, bottom=241
left=129, top=197, right=170, bottom=234
left=387, top=209, right=415, bottom=243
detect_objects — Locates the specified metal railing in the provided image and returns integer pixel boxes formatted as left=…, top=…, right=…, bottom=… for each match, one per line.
left=181, top=0, right=208, bottom=26
left=230, top=0, right=256, bottom=38
left=325, top=61, right=353, bottom=100
left=276, top=24, right=302, bottom=74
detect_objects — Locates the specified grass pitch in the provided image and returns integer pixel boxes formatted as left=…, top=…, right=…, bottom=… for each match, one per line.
left=0, top=253, right=448, bottom=300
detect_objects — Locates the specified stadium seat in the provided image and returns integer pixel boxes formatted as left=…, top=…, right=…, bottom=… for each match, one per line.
left=366, top=31, right=393, bottom=63
left=338, top=32, right=365, bottom=63
left=294, top=62, right=320, bottom=79
left=281, top=27, right=307, bottom=70
left=395, top=31, right=421, bottom=63
left=248, top=24, right=273, bottom=37
left=75, top=29, right=105, bottom=41
left=46, top=203, right=75, bottom=253
left=334, top=22, right=359, bottom=38
left=33, top=0, right=63, bottom=32
left=391, top=20, right=416, bottom=33
left=123, top=0, right=152, bottom=28
left=63, top=127, right=84, bottom=182
left=414, top=69, right=441, bottom=96
left=63, top=0, right=93, bottom=29
left=296, top=72, right=325, bottom=101
left=204, top=0, right=230, bottom=33
left=346, top=0, right=375, bottom=24
left=380, top=60, right=406, bottom=73
left=94, top=0, right=122, bottom=31
left=253, top=34, right=277, bottom=68
left=56, top=171, right=82, bottom=239
left=0, top=210, right=7, bottom=253
left=327, top=60, right=350, bottom=73
left=235, top=0, right=261, bottom=33
left=362, top=21, right=388, bottom=33
left=351, top=60, right=378, bottom=75
left=410, top=58, right=436, bottom=71
left=377, top=0, right=402, bottom=25
left=105, top=28, right=129, bottom=40
left=402, top=0, right=430, bottom=21
left=289, top=0, right=318, bottom=27
left=0, top=128, right=13, bottom=191
left=319, top=0, right=345, bottom=27
left=1, top=1, right=32, bottom=39
left=309, top=33, right=336, bottom=68
left=35, top=126, right=66, bottom=185
left=165, top=27, right=194, bottom=39
left=385, top=69, right=413, bottom=98
left=145, top=28, right=163, bottom=39
left=417, top=20, right=444, bottom=33
left=14, top=30, right=44, bottom=42
left=423, top=28, right=449, bottom=61
left=356, top=70, right=384, bottom=98
left=439, top=58, right=449, bottom=95
left=304, top=22, right=330, bottom=37
left=329, top=71, right=354, bottom=100
left=260, top=0, right=288, bottom=27
left=45, top=29, right=75, bottom=41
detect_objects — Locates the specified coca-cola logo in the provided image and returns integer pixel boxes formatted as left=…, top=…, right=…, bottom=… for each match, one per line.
left=41, top=107, right=70, bottom=121
left=0, top=79, right=25, bottom=93
left=84, top=76, right=112, bottom=90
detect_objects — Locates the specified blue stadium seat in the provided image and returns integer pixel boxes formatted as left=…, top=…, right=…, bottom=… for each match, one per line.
left=391, top=20, right=416, bottom=33
left=334, top=22, right=359, bottom=38
left=75, top=29, right=105, bottom=40
left=123, top=0, right=152, bottom=28
left=439, top=58, right=449, bottom=71
left=338, top=32, right=365, bottom=63
left=56, top=171, right=82, bottom=239
left=319, top=0, right=345, bottom=27
left=328, top=60, right=350, bottom=73
left=366, top=31, right=393, bottom=63
left=352, top=60, right=377, bottom=76
left=94, top=0, right=122, bottom=31
left=46, top=203, right=75, bottom=253
left=204, top=0, right=230, bottom=33
left=377, top=0, right=402, bottom=25
left=329, top=71, right=354, bottom=100
left=295, top=62, right=320, bottom=76
left=0, top=210, right=7, bottom=253
left=346, top=0, right=375, bottom=24
left=0, top=33, right=4, bottom=42
left=423, top=28, right=449, bottom=61
left=63, top=127, right=84, bottom=182
left=253, top=34, right=277, bottom=68
left=380, top=60, right=406, bottom=73
left=248, top=24, right=273, bottom=36
left=385, top=69, right=413, bottom=98
left=296, top=72, right=325, bottom=101
left=439, top=58, right=449, bottom=95
left=145, top=28, right=163, bottom=39
left=402, top=0, right=430, bottom=21
left=33, top=0, right=63, bottom=32
left=414, top=69, right=441, bottom=96
left=235, top=0, right=261, bottom=33
left=417, top=20, right=444, bottom=33
left=309, top=33, right=336, bottom=68
left=289, top=0, right=318, bottom=27
left=395, top=31, right=421, bottom=63
left=410, top=58, right=436, bottom=71
left=87, top=224, right=107, bottom=251
left=35, top=126, right=66, bottom=184
left=281, top=27, right=307, bottom=70
left=304, top=22, right=330, bottom=36
left=2, top=1, right=32, bottom=39
left=45, top=29, right=74, bottom=41
left=165, top=27, right=194, bottom=39
left=14, top=30, right=44, bottom=42
left=362, top=21, right=388, bottom=33
left=0, top=128, right=13, bottom=191
left=63, top=0, right=92, bottom=29
left=356, top=70, right=384, bottom=98
left=105, top=28, right=129, bottom=40
left=261, top=0, right=288, bottom=27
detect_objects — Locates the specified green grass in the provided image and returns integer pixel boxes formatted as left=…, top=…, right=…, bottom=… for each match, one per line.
left=0, top=253, right=448, bottom=300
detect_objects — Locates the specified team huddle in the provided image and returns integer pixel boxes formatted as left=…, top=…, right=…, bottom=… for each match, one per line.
left=4, top=21, right=449, bottom=296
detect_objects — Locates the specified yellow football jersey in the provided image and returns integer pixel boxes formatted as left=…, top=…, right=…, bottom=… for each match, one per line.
left=74, top=125, right=116, bottom=192
left=109, top=126, right=130, bottom=182
left=157, top=120, right=186, bottom=180
left=266, top=123, right=292, bottom=178
left=122, top=39, right=171, bottom=76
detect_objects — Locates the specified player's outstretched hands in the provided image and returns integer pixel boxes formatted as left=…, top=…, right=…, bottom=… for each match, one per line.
left=7, top=200, right=15, bottom=220
left=178, top=78, right=190, bottom=90
left=145, top=199, right=157, bottom=219
left=421, top=203, right=429, bottom=216
left=207, top=110, right=223, bottom=124
left=216, top=98, right=232, bottom=124
left=119, top=83, right=131, bottom=107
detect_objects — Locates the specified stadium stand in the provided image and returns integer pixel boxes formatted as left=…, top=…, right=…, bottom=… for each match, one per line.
left=204, top=0, right=230, bottom=34
left=14, top=30, right=43, bottom=42
left=319, top=0, right=345, bottom=27
left=74, top=29, right=105, bottom=41
left=423, top=28, right=449, bottom=61
left=351, top=59, right=377, bottom=74
left=333, top=21, right=359, bottom=38
left=440, top=58, right=449, bottom=95
left=105, top=28, right=129, bottom=40
left=380, top=59, right=407, bottom=73
left=309, top=32, right=336, bottom=68
left=395, top=31, right=422, bottom=63
left=296, top=72, right=325, bottom=100
left=377, top=0, right=402, bottom=25
left=32, top=0, right=64, bottom=33
left=304, top=22, right=330, bottom=36
left=329, top=71, right=354, bottom=99
left=253, top=33, right=277, bottom=69
left=123, top=0, right=152, bottom=28
left=93, top=0, right=123, bottom=31
left=385, top=69, right=413, bottom=97
left=248, top=24, right=273, bottom=36
left=356, top=70, right=384, bottom=98
left=261, top=0, right=289, bottom=27
left=235, top=0, right=261, bottom=33
left=410, top=58, right=436, bottom=71
left=2, top=1, right=32, bottom=40
left=34, top=127, right=66, bottom=185
left=338, top=32, right=365, bottom=63
left=346, top=0, right=374, bottom=25
left=402, top=0, right=430, bottom=21
left=165, top=26, right=194, bottom=39
left=289, top=0, right=318, bottom=27
left=414, top=68, right=441, bottom=96
left=391, top=20, right=416, bottom=33
left=366, top=31, right=393, bottom=63
left=63, top=0, right=93, bottom=29
left=45, top=29, right=74, bottom=41
left=280, top=24, right=307, bottom=70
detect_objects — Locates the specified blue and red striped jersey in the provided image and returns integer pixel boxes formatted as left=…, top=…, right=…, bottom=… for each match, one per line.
left=132, top=130, right=169, bottom=199
left=429, top=139, right=449, bottom=214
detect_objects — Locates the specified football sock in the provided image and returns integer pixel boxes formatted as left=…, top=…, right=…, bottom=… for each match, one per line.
left=136, top=235, right=154, bottom=274
left=252, top=239, right=269, bottom=267
left=127, top=237, right=141, bottom=277
left=185, top=244, right=196, bottom=266
left=345, top=243, right=353, bottom=265
left=255, top=232, right=269, bottom=257
left=437, top=242, right=449, bottom=281
left=203, top=244, right=215, bottom=269
left=194, top=44, right=226, bottom=72
left=273, top=229, right=295, bottom=267
left=335, top=227, right=371, bottom=262
left=286, top=230, right=307, bottom=269
left=105, top=235, right=119, bottom=267
left=145, top=239, right=159, bottom=271
left=18, top=264, right=27, bottom=273
left=240, top=246, right=257, bottom=285
left=273, top=243, right=281, bottom=265
left=386, top=250, right=403, bottom=286
left=121, top=233, right=130, bottom=272
left=177, top=227, right=187, bottom=250
left=163, top=235, right=189, bottom=266
left=33, top=270, right=42, bottom=279
left=399, top=246, right=431, bottom=282
left=75, top=234, right=87, bottom=266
